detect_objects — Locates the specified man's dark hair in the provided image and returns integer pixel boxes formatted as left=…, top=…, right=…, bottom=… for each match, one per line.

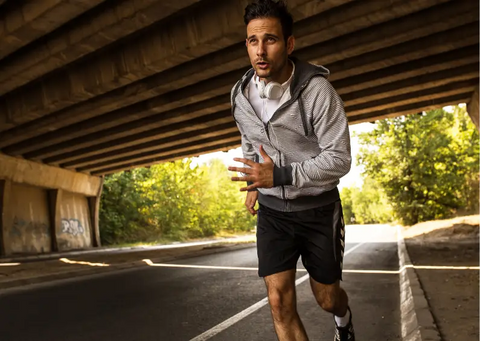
left=244, top=0, right=294, bottom=40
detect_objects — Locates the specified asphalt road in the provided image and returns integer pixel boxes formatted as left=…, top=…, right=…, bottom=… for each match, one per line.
left=0, top=225, right=401, bottom=341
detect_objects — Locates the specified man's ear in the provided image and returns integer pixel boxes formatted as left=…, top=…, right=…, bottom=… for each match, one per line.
left=287, top=36, right=295, bottom=55
left=245, top=39, right=249, bottom=48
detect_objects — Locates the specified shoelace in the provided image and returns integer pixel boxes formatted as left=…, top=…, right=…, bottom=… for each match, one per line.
left=335, top=325, right=353, bottom=340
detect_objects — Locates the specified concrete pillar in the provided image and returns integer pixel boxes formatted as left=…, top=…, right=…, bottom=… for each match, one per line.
left=88, top=176, right=104, bottom=248
left=47, top=189, right=62, bottom=252
left=467, top=86, right=479, bottom=130
left=0, top=152, right=103, bottom=255
left=0, top=179, right=11, bottom=257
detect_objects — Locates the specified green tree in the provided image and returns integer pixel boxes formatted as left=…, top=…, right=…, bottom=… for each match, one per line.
left=350, top=177, right=393, bottom=224
left=99, top=169, right=151, bottom=244
left=196, top=159, right=257, bottom=236
left=357, top=105, right=479, bottom=225
left=99, top=158, right=256, bottom=245
left=340, top=187, right=354, bottom=224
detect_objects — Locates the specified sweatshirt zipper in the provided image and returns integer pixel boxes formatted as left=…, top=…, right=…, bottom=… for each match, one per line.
left=278, top=150, right=286, bottom=205
left=265, top=81, right=310, bottom=208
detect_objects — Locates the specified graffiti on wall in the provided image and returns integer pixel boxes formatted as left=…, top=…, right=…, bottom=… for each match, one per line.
left=61, top=219, right=85, bottom=236
left=11, top=216, right=49, bottom=237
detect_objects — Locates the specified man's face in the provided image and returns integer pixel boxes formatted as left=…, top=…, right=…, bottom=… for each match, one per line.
left=246, top=17, right=294, bottom=81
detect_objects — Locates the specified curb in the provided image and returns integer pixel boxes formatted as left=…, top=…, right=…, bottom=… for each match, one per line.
left=0, top=241, right=256, bottom=293
left=0, top=236, right=256, bottom=263
left=397, top=226, right=441, bottom=341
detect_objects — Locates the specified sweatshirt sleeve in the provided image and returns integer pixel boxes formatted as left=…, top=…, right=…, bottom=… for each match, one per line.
left=231, top=81, right=258, bottom=190
left=275, top=76, right=351, bottom=188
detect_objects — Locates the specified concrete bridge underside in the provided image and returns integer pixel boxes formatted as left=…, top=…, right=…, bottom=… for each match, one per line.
left=0, top=0, right=478, bottom=255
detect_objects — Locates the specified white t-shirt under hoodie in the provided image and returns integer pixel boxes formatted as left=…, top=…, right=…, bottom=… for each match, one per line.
left=244, top=61, right=295, bottom=124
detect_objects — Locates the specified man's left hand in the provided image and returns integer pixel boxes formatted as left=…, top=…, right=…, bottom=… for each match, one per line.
left=229, top=145, right=274, bottom=191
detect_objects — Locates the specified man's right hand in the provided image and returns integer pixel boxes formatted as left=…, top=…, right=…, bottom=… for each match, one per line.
left=245, top=191, right=258, bottom=216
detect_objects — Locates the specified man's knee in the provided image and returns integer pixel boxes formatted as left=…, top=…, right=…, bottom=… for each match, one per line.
left=264, top=271, right=297, bottom=323
left=310, top=279, right=342, bottom=313
left=268, top=288, right=296, bottom=322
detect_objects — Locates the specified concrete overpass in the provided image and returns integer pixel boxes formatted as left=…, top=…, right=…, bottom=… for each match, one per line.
left=0, top=0, right=478, bottom=256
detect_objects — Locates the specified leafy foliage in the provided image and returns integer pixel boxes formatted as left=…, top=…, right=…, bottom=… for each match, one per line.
left=341, top=177, right=393, bottom=225
left=355, top=106, right=479, bottom=225
left=99, top=159, right=256, bottom=245
left=100, top=105, right=478, bottom=241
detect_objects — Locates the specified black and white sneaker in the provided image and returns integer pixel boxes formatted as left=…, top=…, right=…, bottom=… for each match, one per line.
left=334, top=307, right=355, bottom=341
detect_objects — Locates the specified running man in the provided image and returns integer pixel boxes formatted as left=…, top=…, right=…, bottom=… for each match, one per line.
left=229, top=1, right=355, bottom=340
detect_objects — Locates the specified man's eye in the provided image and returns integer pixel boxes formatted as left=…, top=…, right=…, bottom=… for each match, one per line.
left=267, top=38, right=276, bottom=42
left=250, top=39, right=257, bottom=44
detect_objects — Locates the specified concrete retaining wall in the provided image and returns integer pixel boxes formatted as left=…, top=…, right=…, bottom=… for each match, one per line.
left=57, top=191, right=92, bottom=251
left=4, top=182, right=52, bottom=255
left=0, top=153, right=102, bottom=256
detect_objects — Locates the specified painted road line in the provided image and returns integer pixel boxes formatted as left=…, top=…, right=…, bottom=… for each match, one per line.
left=142, top=260, right=259, bottom=271
left=402, top=265, right=479, bottom=270
left=189, top=242, right=366, bottom=341
left=142, top=260, right=479, bottom=273
left=59, top=258, right=110, bottom=267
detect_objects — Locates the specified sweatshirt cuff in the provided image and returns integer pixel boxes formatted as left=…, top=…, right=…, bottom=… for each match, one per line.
left=247, top=181, right=258, bottom=192
left=273, top=165, right=293, bottom=187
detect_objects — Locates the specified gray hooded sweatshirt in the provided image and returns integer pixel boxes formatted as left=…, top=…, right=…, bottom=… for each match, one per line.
left=231, top=57, right=351, bottom=212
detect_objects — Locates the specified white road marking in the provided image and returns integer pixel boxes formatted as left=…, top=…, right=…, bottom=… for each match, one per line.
left=189, top=242, right=366, bottom=341
left=142, top=260, right=479, bottom=274
left=401, top=265, right=479, bottom=270
left=142, top=260, right=258, bottom=271
left=59, top=258, right=110, bottom=267
left=0, top=263, right=20, bottom=266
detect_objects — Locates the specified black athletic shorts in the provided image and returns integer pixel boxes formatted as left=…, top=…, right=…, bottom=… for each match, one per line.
left=256, top=200, right=346, bottom=284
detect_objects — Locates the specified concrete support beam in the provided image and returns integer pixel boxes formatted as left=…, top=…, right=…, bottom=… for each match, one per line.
left=49, top=95, right=232, bottom=164
left=0, top=179, right=10, bottom=256
left=341, top=63, right=479, bottom=107
left=63, top=122, right=238, bottom=169
left=0, top=0, right=202, bottom=95
left=350, top=92, right=472, bottom=124
left=79, top=131, right=240, bottom=172
left=346, top=79, right=478, bottom=117
left=26, top=62, right=478, bottom=164
left=69, top=80, right=478, bottom=171
left=0, top=0, right=342, bottom=130
left=47, top=189, right=61, bottom=252
left=87, top=176, right=103, bottom=247
left=0, top=0, right=447, bottom=134
left=296, top=1, right=478, bottom=67
left=43, top=110, right=233, bottom=164
left=0, top=0, right=105, bottom=61
left=0, top=0, right=471, bottom=150
left=326, top=23, right=478, bottom=81
left=334, top=45, right=478, bottom=95
left=7, top=70, right=242, bottom=157
left=78, top=65, right=477, bottom=169
left=0, top=152, right=101, bottom=197
left=87, top=95, right=473, bottom=175
left=92, top=140, right=242, bottom=176
left=467, top=86, right=479, bottom=130
left=14, top=44, right=478, bottom=159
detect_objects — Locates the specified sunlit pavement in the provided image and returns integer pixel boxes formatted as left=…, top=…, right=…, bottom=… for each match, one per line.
left=0, top=225, right=402, bottom=341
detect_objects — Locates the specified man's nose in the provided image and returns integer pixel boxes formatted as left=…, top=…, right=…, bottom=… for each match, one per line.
left=256, top=42, right=266, bottom=56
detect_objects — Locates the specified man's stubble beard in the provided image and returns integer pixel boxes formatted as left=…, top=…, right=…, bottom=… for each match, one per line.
left=256, top=54, right=288, bottom=83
